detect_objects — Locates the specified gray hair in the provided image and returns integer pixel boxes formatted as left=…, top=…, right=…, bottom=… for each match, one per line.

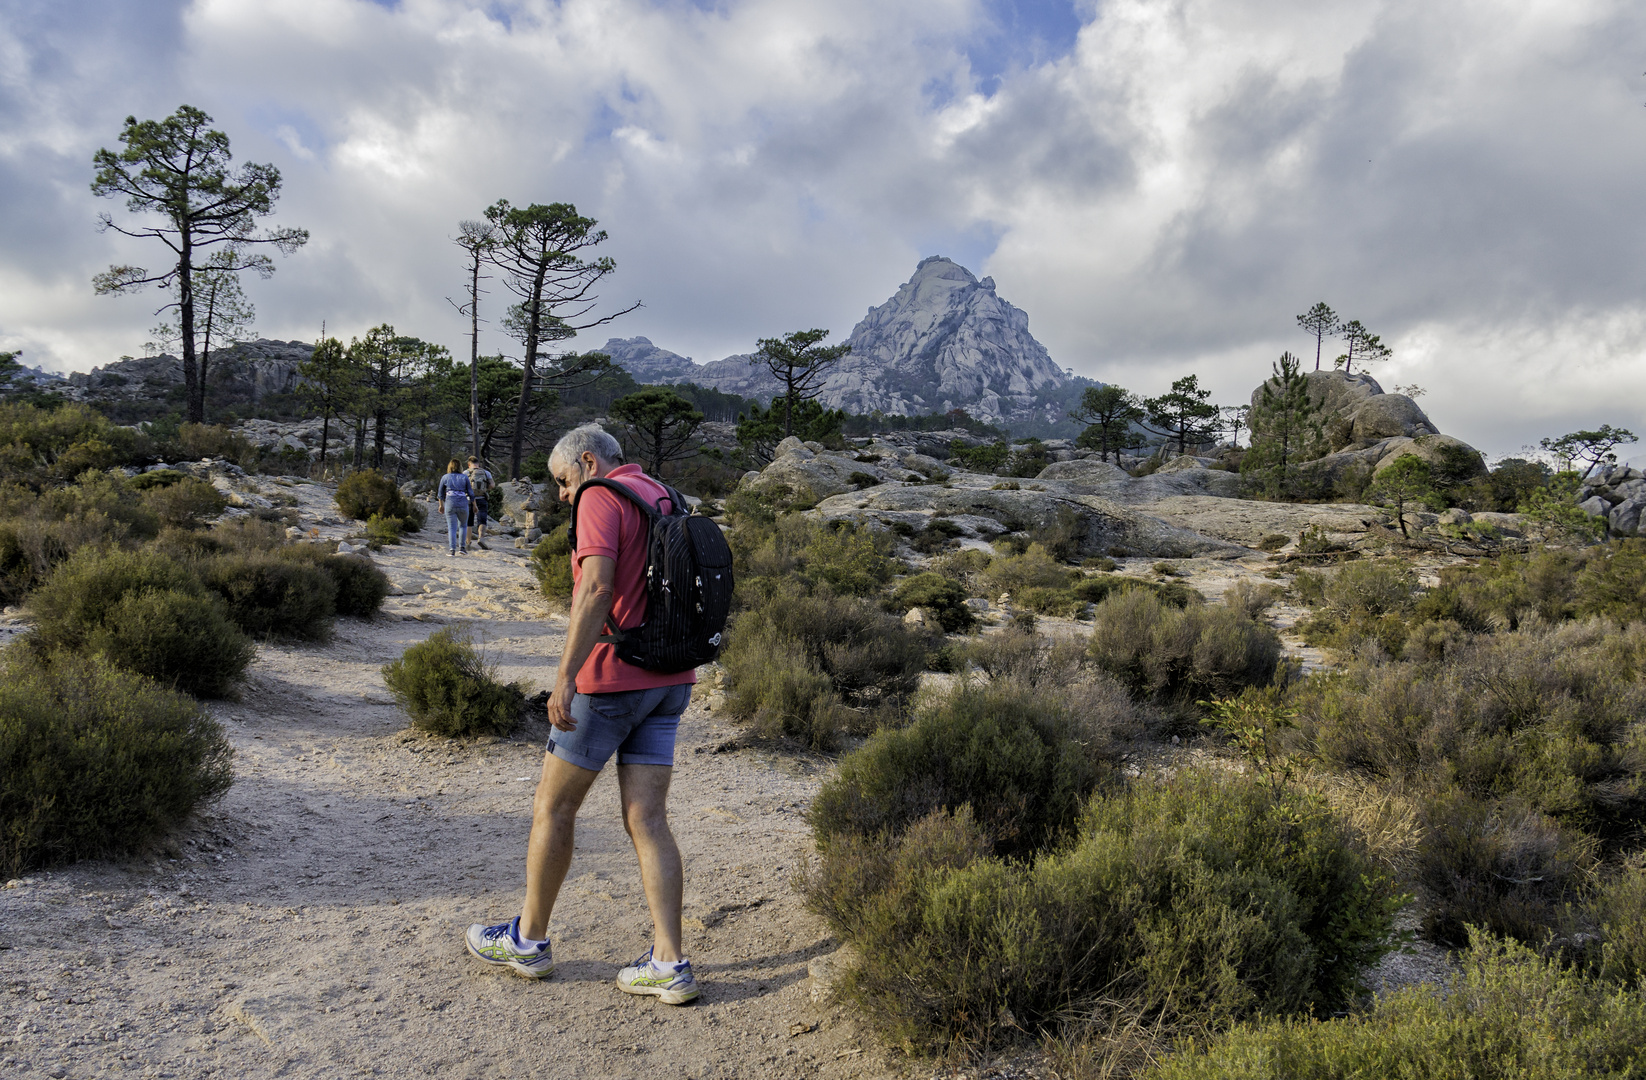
left=549, top=424, right=623, bottom=471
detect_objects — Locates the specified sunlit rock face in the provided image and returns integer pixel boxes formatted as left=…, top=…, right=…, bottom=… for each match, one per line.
left=600, top=256, right=1071, bottom=425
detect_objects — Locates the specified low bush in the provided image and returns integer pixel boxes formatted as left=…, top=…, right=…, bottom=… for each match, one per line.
left=1289, top=620, right=1646, bottom=846
left=0, top=651, right=233, bottom=876
left=909, top=518, right=963, bottom=554
left=381, top=626, right=527, bottom=738
left=1223, top=580, right=1283, bottom=619
left=1296, top=559, right=1421, bottom=657
left=127, top=468, right=185, bottom=491
left=1146, top=934, right=1646, bottom=1080
left=530, top=524, right=574, bottom=604
left=1087, top=588, right=1283, bottom=708
left=1426, top=541, right=1646, bottom=630
left=1017, top=585, right=1086, bottom=617
left=808, top=769, right=1402, bottom=1052
left=0, top=401, right=146, bottom=486
left=334, top=468, right=425, bottom=530
left=722, top=582, right=928, bottom=747
left=887, top=571, right=975, bottom=631
left=801, top=521, right=901, bottom=596
left=26, top=547, right=253, bottom=698
left=981, top=543, right=1074, bottom=597
left=276, top=544, right=390, bottom=618
left=1591, top=853, right=1646, bottom=988
left=1413, top=790, right=1595, bottom=947
left=140, top=476, right=228, bottom=530
left=809, top=679, right=1113, bottom=857
left=199, top=551, right=338, bottom=640
left=1072, top=573, right=1199, bottom=609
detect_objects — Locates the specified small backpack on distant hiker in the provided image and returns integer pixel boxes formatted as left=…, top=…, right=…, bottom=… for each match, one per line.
left=569, top=478, right=734, bottom=674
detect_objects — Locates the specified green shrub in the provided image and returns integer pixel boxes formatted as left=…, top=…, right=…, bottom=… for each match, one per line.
left=1087, top=588, right=1283, bottom=707
left=0, top=651, right=232, bottom=876
left=127, top=468, right=186, bottom=491
left=722, top=582, right=928, bottom=747
left=1428, top=540, right=1646, bottom=630
left=808, top=770, right=1402, bottom=1052
left=381, top=626, right=527, bottom=738
left=0, top=401, right=146, bottom=486
left=887, top=571, right=975, bottom=631
left=199, top=552, right=338, bottom=640
left=1071, top=573, right=1199, bottom=609
left=274, top=544, right=389, bottom=618
left=26, top=547, right=253, bottom=698
left=1591, top=853, right=1646, bottom=988
left=1414, top=790, right=1595, bottom=947
left=334, top=468, right=424, bottom=529
left=522, top=450, right=550, bottom=482
left=1256, top=533, right=1289, bottom=552
left=530, top=524, right=573, bottom=604
left=909, top=518, right=963, bottom=554
left=1146, top=933, right=1646, bottom=1080
left=364, top=512, right=406, bottom=546
left=982, top=543, right=1074, bottom=597
left=140, top=476, right=228, bottom=529
left=1290, top=621, right=1646, bottom=845
left=1297, top=559, right=1422, bottom=656
left=1016, top=585, right=1086, bottom=617
left=809, top=679, right=1113, bottom=858
left=803, top=521, right=900, bottom=596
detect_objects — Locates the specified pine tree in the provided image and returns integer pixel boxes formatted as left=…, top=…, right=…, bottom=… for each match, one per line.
left=1242, top=352, right=1324, bottom=499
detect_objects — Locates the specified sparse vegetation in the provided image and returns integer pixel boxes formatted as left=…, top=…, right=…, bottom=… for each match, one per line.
left=1087, top=587, right=1283, bottom=710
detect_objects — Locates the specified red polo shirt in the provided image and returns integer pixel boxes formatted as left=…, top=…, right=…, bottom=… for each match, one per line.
left=571, top=464, right=697, bottom=695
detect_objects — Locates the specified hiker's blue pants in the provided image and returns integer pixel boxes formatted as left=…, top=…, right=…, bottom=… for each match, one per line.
left=445, top=508, right=469, bottom=552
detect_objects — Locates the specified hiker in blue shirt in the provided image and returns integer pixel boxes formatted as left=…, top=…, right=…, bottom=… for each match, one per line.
left=436, top=459, right=472, bottom=556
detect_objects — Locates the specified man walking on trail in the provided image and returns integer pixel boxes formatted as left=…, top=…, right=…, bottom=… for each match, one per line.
left=464, top=425, right=699, bottom=1004
left=464, top=456, right=494, bottom=550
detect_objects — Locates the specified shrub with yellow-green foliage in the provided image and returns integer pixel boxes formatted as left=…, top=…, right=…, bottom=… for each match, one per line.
left=1144, top=934, right=1646, bottom=1080
left=1087, top=587, right=1282, bottom=709
left=530, top=524, right=573, bottom=604
left=887, top=571, right=975, bottom=631
left=334, top=468, right=425, bottom=531
left=382, top=626, right=527, bottom=738
left=1289, top=619, right=1646, bottom=848
left=721, top=579, right=929, bottom=747
left=0, top=650, right=232, bottom=876
left=805, top=767, right=1402, bottom=1054
left=0, top=401, right=146, bottom=486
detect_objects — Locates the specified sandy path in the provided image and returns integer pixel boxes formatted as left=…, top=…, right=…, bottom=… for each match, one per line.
left=0, top=524, right=903, bottom=1080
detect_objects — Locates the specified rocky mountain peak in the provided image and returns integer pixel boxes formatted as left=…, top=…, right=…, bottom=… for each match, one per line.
left=602, top=256, right=1076, bottom=427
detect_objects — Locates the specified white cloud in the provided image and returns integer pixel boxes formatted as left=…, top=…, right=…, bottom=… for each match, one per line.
left=0, top=0, right=1642, bottom=457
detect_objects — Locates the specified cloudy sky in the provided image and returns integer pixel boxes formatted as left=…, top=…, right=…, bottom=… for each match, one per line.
left=2, top=0, right=1644, bottom=457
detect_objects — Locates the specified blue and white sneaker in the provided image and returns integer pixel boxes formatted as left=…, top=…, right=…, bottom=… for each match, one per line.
left=464, top=916, right=555, bottom=978
left=617, top=947, right=699, bottom=1004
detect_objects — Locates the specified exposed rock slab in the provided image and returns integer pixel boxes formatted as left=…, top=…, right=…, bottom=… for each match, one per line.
left=812, top=483, right=1246, bottom=559
left=1137, top=495, right=1390, bottom=547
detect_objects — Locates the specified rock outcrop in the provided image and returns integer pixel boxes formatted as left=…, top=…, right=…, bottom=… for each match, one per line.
left=1578, top=465, right=1646, bottom=535
left=1249, top=370, right=1485, bottom=483
left=67, top=339, right=312, bottom=407
left=602, top=257, right=1082, bottom=426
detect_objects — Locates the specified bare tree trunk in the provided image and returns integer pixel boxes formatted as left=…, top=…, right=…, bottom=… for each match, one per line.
left=179, top=239, right=201, bottom=424
left=469, top=255, right=482, bottom=463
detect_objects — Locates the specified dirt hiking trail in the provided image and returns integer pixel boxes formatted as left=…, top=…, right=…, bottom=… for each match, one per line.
left=0, top=527, right=917, bottom=1080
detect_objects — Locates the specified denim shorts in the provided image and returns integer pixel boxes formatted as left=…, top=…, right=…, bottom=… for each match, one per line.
left=547, top=683, right=692, bottom=771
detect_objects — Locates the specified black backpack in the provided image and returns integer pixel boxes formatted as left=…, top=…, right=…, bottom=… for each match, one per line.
left=568, top=477, right=734, bottom=674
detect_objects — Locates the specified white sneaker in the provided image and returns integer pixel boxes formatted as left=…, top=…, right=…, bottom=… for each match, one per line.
left=617, top=947, right=699, bottom=1004
left=464, top=916, right=555, bottom=978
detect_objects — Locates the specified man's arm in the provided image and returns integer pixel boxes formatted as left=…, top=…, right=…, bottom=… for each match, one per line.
left=546, top=554, right=616, bottom=732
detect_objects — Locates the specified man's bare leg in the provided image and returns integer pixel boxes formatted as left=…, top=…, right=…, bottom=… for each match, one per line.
left=519, top=752, right=600, bottom=941
left=617, top=763, right=683, bottom=963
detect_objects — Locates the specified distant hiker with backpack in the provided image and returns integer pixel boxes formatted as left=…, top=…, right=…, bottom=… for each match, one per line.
left=436, top=459, right=473, bottom=556
left=464, top=424, right=732, bottom=1005
left=464, top=455, right=494, bottom=550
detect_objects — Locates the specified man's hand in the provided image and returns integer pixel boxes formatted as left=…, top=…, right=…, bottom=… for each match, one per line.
left=546, top=679, right=578, bottom=731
